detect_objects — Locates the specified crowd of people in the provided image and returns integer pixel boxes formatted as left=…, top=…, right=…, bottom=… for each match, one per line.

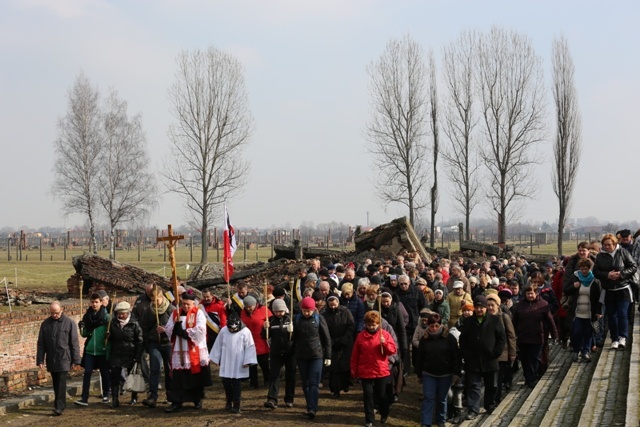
left=36, top=229, right=640, bottom=426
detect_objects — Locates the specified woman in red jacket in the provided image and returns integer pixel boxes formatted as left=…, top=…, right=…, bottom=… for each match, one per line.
left=351, top=310, right=397, bottom=427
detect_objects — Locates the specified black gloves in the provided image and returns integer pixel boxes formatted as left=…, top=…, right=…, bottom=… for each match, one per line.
left=173, top=322, right=189, bottom=339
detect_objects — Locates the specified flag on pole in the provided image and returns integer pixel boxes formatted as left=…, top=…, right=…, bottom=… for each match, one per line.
left=223, top=204, right=237, bottom=283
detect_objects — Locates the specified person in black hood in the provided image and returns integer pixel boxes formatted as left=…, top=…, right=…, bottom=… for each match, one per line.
left=322, top=295, right=355, bottom=398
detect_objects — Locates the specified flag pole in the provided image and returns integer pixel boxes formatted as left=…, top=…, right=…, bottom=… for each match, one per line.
left=289, top=278, right=294, bottom=339
left=154, top=285, right=161, bottom=342
left=378, top=289, right=383, bottom=354
left=264, top=280, right=270, bottom=345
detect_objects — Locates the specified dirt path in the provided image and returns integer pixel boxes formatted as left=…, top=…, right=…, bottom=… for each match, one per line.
left=2, top=376, right=424, bottom=427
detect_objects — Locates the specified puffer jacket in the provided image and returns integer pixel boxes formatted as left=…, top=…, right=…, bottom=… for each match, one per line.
left=293, top=313, right=332, bottom=360
left=108, top=319, right=143, bottom=368
left=350, top=327, right=397, bottom=379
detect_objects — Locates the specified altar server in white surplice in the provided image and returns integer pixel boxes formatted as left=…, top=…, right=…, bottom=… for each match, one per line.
left=210, top=313, right=257, bottom=413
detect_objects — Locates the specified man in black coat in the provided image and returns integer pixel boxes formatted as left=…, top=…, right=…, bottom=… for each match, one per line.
left=395, top=274, right=426, bottom=372
left=36, top=301, right=82, bottom=416
left=459, top=295, right=506, bottom=421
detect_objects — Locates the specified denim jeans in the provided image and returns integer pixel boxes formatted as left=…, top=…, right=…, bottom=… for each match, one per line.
left=606, top=300, right=630, bottom=341
left=421, top=373, right=452, bottom=425
left=148, top=342, right=171, bottom=400
left=361, top=376, right=391, bottom=424
left=297, top=358, right=323, bottom=413
left=571, top=317, right=593, bottom=355
left=81, top=353, right=110, bottom=401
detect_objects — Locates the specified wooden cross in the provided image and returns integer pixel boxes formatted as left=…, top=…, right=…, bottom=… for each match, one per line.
left=157, top=224, right=185, bottom=305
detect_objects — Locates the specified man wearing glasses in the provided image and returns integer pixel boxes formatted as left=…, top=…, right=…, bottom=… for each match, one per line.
left=36, top=301, right=81, bottom=416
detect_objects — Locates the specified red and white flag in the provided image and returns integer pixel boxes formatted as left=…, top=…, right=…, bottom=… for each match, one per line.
left=223, top=204, right=237, bottom=283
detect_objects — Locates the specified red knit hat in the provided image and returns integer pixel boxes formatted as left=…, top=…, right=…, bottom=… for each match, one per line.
left=300, top=297, right=316, bottom=310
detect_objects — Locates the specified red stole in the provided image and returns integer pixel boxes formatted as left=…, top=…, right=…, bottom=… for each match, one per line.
left=172, top=306, right=202, bottom=374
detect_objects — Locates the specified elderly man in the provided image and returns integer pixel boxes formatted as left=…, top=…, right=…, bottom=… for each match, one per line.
left=459, top=295, right=506, bottom=420
left=395, top=274, right=426, bottom=372
left=37, top=302, right=81, bottom=416
left=162, top=292, right=212, bottom=412
left=446, top=265, right=471, bottom=294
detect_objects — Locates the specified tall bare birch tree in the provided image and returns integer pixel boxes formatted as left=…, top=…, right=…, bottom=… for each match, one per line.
left=428, top=51, right=440, bottom=247
left=441, top=31, right=481, bottom=242
left=365, top=34, right=429, bottom=226
left=552, top=35, right=582, bottom=256
left=477, top=27, right=546, bottom=243
left=165, top=47, right=253, bottom=263
left=52, top=72, right=102, bottom=254
left=99, top=91, right=157, bottom=260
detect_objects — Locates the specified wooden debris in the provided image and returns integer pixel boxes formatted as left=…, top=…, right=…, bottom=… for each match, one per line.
left=354, top=217, right=430, bottom=263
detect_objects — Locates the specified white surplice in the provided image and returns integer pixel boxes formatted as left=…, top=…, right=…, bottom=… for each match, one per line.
left=209, top=326, right=257, bottom=379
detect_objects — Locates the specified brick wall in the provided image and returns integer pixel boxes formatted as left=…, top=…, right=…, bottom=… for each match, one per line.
left=0, top=296, right=137, bottom=395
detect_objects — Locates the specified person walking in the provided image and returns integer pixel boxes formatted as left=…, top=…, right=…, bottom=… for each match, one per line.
left=210, top=313, right=257, bottom=413
left=106, top=301, right=143, bottom=408
left=36, top=302, right=82, bottom=416
left=162, top=292, right=212, bottom=412
left=351, top=310, right=398, bottom=427
left=415, top=313, right=461, bottom=427
left=512, top=285, right=558, bottom=388
left=75, top=292, right=111, bottom=406
left=458, top=295, right=506, bottom=420
left=593, top=233, right=638, bottom=349
left=139, top=288, right=175, bottom=408
left=564, top=258, right=603, bottom=361
left=240, top=295, right=272, bottom=389
left=293, top=297, right=332, bottom=420
left=263, top=299, right=296, bottom=409
left=323, top=294, right=355, bottom=398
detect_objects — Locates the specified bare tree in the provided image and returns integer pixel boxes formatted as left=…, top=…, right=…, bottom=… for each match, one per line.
left=441, top=30, right=481, bottom=242
left=476, top=27, right=546, bottom=243
left=551, top=35, right=582, bottom=257
left=365, top=34, right=430, bottom=226
left=52, top=72, right=102, bottom=254
left=99, top=90, right=157, bottom=260
left=164, top=47, right=253, bottom=263
left=428, top=51, right=440, bottom=248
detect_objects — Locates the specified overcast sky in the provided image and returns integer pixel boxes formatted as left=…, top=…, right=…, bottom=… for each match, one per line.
left=1, top=0, right=638, bottom=232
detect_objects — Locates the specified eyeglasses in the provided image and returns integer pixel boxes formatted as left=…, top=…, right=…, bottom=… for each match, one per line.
left=50, top=311, right=62, bottom=316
